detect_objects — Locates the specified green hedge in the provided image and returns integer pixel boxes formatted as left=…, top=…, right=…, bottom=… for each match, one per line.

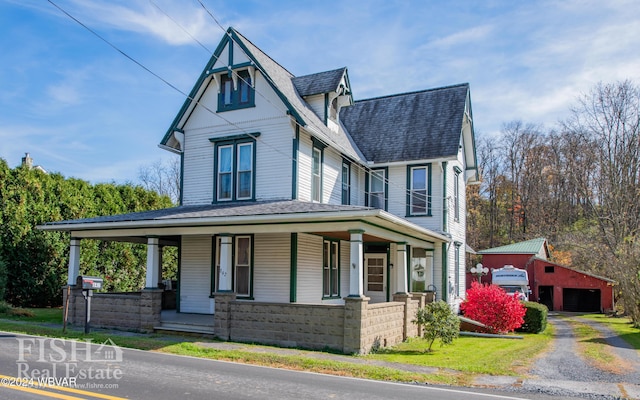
left=517, top=301, right=548, bottom=333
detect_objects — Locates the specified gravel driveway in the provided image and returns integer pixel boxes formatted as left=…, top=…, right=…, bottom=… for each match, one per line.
left=499, top=313, right=640, bottom=399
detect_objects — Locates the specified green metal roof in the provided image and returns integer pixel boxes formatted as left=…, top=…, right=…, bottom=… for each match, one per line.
left=478, top=237, right=548, bottom=255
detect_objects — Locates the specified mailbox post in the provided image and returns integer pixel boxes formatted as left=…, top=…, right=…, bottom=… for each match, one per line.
left=77, top=276, right=103, bottom=333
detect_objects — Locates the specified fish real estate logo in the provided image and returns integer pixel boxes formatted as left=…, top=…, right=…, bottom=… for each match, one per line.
left=12, top=337, right=124, bottom=388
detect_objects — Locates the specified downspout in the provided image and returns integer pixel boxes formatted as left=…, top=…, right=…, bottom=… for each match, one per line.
left=291, top=125, right=299, bottom=199
left=441, top=161, right=448, bottom=302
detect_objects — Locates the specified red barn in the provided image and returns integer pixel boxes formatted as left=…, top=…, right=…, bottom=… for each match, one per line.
left=472, top=238, right=615, bottom=312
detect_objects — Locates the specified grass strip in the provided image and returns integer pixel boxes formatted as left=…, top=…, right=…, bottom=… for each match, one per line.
left=564, top=319, right=627, bottom=374
left=0, top=318, right=465, bottom=386
left=578, top=314, right=640, bottom=350
left=367, top=329, right=552, bottom=376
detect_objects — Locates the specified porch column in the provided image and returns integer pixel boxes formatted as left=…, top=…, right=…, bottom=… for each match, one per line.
left=145, top=237, right=160, bottom=289
left=395, top=242, right=408, bottom=294
left=218, top=235, right=233, bottom=291
left=348, top=229, right=364, bottom=297
left=67, top=238, right=81, bottom=285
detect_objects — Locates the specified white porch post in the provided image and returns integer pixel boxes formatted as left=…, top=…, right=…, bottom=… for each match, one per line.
left=145, top=237, right=160, bottom=289
left=218, top=235, right=233, bottom=291
left=348, top=229, right=364, bottom=297
left=68, top=238, right=81, bottom=285
left=395, top=242, right=408, bottom=294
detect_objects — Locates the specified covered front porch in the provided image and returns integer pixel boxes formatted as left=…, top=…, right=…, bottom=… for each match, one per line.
left=43, top=200, right=448, bottom=353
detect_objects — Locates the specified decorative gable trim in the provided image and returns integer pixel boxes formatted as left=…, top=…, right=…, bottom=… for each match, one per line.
left=160, top=28, right=305, bottom=151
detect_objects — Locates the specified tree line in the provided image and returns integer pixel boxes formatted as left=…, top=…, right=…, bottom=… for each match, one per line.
left=0, top=158, right=176, bottom=307
left=468, top=80, right=640, bottom=326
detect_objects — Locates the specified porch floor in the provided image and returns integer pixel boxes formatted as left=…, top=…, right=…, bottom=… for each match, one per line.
left=154, top=310, right=215, bottom=335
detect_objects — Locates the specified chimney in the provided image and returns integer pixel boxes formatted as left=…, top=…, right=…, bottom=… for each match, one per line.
left=21, top=153, right=33, bottom=169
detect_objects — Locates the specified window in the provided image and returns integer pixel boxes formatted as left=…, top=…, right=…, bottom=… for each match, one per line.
left=454, top=169, right=460, bottom=221
left=235, top=236, right=252, bottom=296
left=213, top=136, right=256, bottom=202
left=323, top=240, right=340, bottom=298
left=545, top=266, right=555, bottom=273
left=218, top=70, right=254, bottom=112
left=312, top=145, right=323, bottom=202
left=341, top=161, right=350, bottom=205
left=211, top=235, right=253, bottom=298
left=407, top=164, right=431, bottom=216
left=410, top=247, right=433, bottom=292
left=368, top=169, right=386, bottom=210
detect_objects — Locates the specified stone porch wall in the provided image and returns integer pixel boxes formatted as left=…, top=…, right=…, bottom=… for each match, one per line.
left=63, top=285, right=162, bottom=332
left=361, top=302, right=405, bottom=351
left=214, top=293, right=421, bottom=354
left=228, top=300, right=345, bottom=351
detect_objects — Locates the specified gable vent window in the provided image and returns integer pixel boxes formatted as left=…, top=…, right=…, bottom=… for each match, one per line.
left=218, top=69, right=255, bottom=112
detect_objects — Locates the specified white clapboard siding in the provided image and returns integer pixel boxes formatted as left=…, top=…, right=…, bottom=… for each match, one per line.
left=180, top=66, right=294, bottom=205
left=180, top=235, right=212, bottom=314
left=253, top=233, right=290, bottom=302
left=304, top=94, right=325, bottom=121
left=297, top=133, right=313, bottom=202
left=323, top=146, right=342, bottom=205
left=340, top=240, right=350, bottom=298
left=387, top=165, right=406, bottom=217
left=295, top=233, right=322, bottom=303
left=351, top=165, right=364, bottom=206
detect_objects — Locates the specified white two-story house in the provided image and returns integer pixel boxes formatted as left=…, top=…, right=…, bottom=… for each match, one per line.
left=42, top=27, right=478, bottom=354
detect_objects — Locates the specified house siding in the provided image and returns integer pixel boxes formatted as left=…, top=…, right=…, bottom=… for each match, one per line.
left=180, top=235, right=213, bottom=314
left=253, top=233, right=290, bottom=302
left=297, top=133, right=313, bottom=202
left=296, top=233, right=322, bottom=303
left=180, top=69, right=294, bottom=205
left=323, top=146, right=342, bottom=204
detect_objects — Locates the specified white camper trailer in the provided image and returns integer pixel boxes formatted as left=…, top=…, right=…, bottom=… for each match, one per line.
left=491, top=265, right=530, bottom=301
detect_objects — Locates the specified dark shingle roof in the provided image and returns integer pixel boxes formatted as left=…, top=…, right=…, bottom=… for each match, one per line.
left=44, top=200, right=374, bottom=226
left=292, top=68, right=347, bottom=97
left=340, top=84, right=469, bottom=163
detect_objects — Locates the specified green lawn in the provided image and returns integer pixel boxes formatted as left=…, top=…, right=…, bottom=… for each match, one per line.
left=576, top=313, right=640, bottom=350
left=0, top=306, right=555, bottom=383
left=367, top=330, right=553, bottom=376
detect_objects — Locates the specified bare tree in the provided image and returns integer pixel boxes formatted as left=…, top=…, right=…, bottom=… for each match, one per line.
left=562, top=80, right=640, bottom=325
left=138, top=157, right=181, bottom=204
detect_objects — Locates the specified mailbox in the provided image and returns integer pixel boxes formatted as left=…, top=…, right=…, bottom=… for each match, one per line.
left=77, top=275, right=103, bottom=290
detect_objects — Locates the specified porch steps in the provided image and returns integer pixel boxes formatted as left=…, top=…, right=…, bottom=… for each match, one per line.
left=154, top=322, right=215, bottom=335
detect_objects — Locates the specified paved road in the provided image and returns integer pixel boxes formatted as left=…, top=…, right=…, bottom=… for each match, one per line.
left=0, top=331, right=550, bottom=400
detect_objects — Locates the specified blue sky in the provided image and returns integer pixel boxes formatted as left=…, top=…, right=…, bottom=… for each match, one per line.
left=1, top=0, right=639, bottom=183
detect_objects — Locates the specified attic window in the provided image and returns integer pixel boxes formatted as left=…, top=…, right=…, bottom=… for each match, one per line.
left=545, top=266, right=555, bottom=273
left=217, top=69, right=255, bottom=112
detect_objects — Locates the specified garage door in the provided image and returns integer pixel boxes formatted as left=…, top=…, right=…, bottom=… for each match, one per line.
left=563, top=288, right=601, bottom=312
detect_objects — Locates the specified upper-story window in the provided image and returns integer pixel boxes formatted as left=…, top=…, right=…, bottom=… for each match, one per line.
left=218, top=69, right=254, bottom=112
left=407, top=164, right=431, bottom=216
left=311, top=140, right=325, bottom=203
left=212, top=135, right=257, bottom=203
left=367, top=168, right=387, bottom=210
left=341, top=161, right=350, bottom=205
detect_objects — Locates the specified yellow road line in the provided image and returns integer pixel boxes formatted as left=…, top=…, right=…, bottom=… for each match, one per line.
left=0, top=384, right=86, bottom=400
left=0, top=374, right=127, bottom=400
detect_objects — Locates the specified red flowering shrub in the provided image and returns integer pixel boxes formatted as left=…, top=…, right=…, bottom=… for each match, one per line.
left=460, top=282, right=526, bottom=334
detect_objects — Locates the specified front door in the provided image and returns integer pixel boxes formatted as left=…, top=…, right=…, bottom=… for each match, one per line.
left=365, top=254, right=387, bottom=303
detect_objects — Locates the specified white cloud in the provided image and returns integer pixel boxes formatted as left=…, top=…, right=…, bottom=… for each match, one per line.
left=64, top=0, right=218, bottom=46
